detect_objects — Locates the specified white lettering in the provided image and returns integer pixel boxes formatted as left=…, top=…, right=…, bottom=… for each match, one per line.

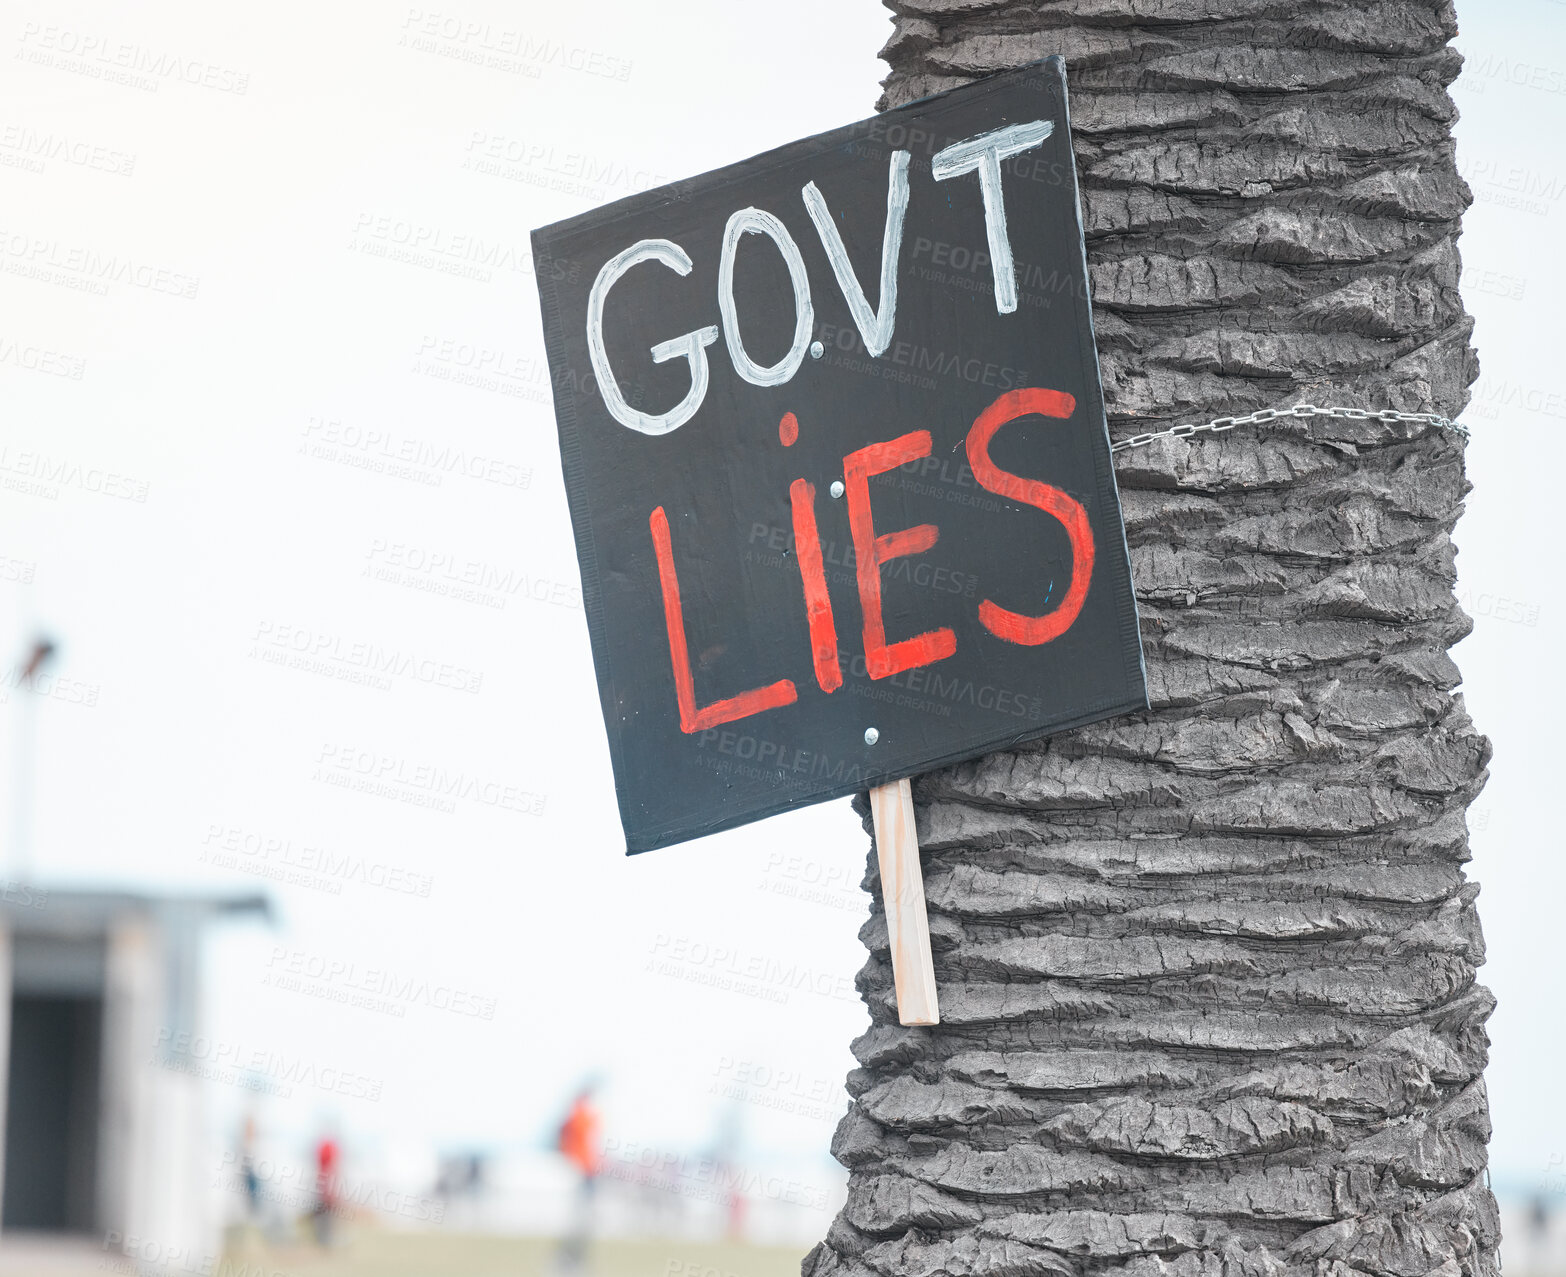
left=718, top=208, right=813, bottom=387
left=931, top=119, right=1054, bottom=314
left=585, top=239, right=718, bottom=436
left=802, top=149, right=910, bottom=357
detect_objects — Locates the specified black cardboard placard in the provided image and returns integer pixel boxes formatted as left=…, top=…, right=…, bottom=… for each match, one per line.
left=533, top=58, right=1146, bottom=853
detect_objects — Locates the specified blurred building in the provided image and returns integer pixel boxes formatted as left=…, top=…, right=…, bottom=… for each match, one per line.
left=0, top=889, right=267, bottom=1261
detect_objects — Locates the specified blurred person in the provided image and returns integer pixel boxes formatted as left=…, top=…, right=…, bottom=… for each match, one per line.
left=710, top=1102, right=747, bottom=1242
left=310, top=1130, right=341, bottom=1246
left=240, top=1111, right=263, bottom=1222
left=434, top=1150, right=486, bottom=1200
left=1527, top=1192, right=1554, bottom=1274
left=553, top=1085, right=602, bottom=1272
left=434, top=1151, right=488, bottom=1230
left=725, top=1176, right=747, bottom=1242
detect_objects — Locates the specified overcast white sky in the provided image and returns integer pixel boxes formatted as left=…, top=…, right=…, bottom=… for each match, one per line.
left=0, top=0, right=1561, bottom=1211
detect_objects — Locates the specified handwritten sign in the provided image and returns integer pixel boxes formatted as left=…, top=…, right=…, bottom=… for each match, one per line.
left=533, top=58, right=1145, bottom=852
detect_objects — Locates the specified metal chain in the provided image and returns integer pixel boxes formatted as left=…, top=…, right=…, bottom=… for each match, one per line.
left=1110, top=403, right=1470, bottom=454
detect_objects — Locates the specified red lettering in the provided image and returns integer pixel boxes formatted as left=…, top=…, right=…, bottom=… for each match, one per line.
left=649, top=506, right=797, bottom=732
left=842, top=431, right=956, bottom=680
left=965, top=388, right=1094, bottom=645
left=789, top=479, right=842, bottom=693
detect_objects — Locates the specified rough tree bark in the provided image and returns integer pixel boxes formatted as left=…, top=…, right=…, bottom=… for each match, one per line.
left=808, top=4, right=1496, bottom=1277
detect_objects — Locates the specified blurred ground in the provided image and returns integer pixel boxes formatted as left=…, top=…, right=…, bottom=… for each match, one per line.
left=0, top=1229, right=806, bottom=1277
left=1, top=1200, right=1562, bottom=1277
left=224, top=1231, right=807, bottom=1277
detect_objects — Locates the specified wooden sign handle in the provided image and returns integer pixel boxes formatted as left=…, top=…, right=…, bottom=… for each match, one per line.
left=869, top=778, right=939, bottom=1026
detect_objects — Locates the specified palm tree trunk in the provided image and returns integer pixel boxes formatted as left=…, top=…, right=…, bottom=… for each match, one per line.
left=808, top=4, right=1496, bottom=1276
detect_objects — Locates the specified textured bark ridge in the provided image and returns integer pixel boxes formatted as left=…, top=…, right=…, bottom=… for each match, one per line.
left=808, top=4, right=1496, bottom=1277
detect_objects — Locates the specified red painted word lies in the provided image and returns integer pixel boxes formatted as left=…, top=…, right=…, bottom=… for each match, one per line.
left=650, top=388, right=1094, bottom=735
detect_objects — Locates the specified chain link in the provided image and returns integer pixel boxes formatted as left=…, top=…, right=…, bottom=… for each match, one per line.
left=1110, top=404, right=1470, bottom=454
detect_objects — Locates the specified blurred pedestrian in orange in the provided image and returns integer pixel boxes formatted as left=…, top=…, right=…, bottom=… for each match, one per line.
left=554, top=1085, right=602, bottom=1272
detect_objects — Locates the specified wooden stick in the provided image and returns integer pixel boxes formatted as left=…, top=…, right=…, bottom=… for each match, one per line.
left=869, top=778, right=939, bottom=1026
